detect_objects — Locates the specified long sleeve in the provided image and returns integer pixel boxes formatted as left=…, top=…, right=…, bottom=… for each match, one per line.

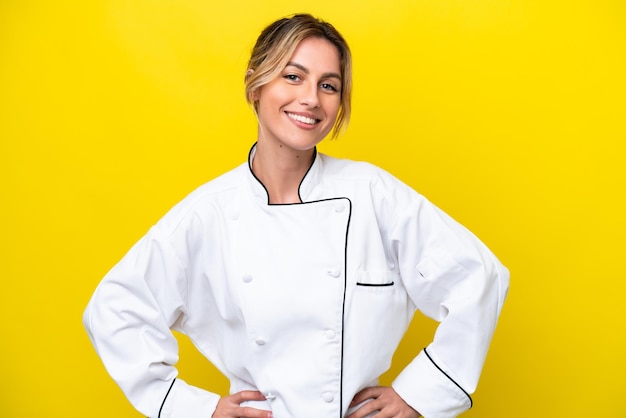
left=384, top=179, right=509, bottom=418
left=83, top=225, right=220, bottom=417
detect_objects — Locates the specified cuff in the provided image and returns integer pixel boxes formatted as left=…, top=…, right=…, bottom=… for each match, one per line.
left=392, top=348, right=472, bottom=418
left=157, top=378, right=221, bottom=418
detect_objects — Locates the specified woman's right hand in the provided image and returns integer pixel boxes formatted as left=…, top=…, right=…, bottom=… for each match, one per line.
left=211, top=390, right=273, bottom=418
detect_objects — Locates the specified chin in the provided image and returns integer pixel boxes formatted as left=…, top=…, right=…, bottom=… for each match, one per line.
left=283, top=133, right=328, bottom=151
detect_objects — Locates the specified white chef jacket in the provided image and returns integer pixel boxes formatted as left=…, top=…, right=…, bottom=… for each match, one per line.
left=83, top=145, right=509, bottom=418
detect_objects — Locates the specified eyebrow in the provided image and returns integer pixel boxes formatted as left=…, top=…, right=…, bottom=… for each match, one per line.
left=286, top=61, right=342, bottom=81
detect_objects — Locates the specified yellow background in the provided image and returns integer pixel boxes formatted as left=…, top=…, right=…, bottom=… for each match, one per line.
left=1, top=0, right=625, bottom=416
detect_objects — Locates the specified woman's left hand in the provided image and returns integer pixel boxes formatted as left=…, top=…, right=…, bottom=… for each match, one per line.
left=346, top=386, right=421, bottom=418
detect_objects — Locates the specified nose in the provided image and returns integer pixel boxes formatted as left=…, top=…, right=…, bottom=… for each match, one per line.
left=299, top=81, right=320, bottom=108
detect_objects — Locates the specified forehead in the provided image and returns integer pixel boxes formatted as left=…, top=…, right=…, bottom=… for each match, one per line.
left=287, top=37, right=341, bottom=74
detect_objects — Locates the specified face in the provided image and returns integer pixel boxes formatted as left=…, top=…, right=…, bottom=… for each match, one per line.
left=254, top=37, right=342, bottom=152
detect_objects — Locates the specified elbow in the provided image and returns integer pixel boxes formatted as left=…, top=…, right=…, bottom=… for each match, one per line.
left=493, top=260, right=510, bottom=314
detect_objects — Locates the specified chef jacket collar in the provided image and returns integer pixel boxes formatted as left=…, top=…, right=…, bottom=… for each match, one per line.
left=247, top=143, right=321, bottom=205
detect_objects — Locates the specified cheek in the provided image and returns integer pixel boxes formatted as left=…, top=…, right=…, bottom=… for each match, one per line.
left=324, top=97, right=342, bottom=119
left=259, top=88, right=292, bottom=113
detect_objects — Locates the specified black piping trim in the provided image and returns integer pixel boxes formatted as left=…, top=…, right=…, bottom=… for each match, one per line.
left=297, top=147, right=317, bottom=203
left=247, top=143, right=270, bottom=203
left=247, top=143, right=318, bottom=205
left=339, top=198, right=352, bottom=417
left=270, top=197, right=347, bottom=206
left=356, top=282, right=395, bottom=287
left=158, top=378, right=177, bottom=418
left=423, top=348, right=473, bottom=408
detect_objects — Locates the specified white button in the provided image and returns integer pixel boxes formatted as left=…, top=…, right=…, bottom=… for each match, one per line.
left=335, top=204, right=345, bottom=213
left=255, top=337, right=266, bottom=345
left=242, top=275, right=253, bottom=283
left=322, top=392, right=334, bottom=402
left=264, top=392, right=276, bottom=401
left=325, top=330, right=336, bottom=339
left=327, top=269, right=341, bottom=278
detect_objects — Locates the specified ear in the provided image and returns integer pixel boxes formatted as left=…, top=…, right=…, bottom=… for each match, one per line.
left=245, top=69, right=259, bottom=102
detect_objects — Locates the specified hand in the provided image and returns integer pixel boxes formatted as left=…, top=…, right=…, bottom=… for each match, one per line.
left=346, top=386, right=421, bottom=418
left=211, top=390, right=273, bottom=418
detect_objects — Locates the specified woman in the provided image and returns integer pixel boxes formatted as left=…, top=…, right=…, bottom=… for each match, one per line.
left=83, top=13, right=509, bottom=418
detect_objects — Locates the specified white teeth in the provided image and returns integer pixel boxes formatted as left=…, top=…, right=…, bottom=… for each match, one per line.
left=287, top=113, right=318, bottom=125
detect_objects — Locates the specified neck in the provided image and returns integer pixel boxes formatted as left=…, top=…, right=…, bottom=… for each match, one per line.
left=252, top=141, right=315, bottom=204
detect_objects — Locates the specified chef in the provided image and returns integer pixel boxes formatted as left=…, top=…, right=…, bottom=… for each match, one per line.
left=83, top=13, right=509, bottom=418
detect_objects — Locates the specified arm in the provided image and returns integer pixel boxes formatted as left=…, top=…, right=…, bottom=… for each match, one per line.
left=388, top=182, right=509, bottom=417
left=83, top=225, right=220, bottom=417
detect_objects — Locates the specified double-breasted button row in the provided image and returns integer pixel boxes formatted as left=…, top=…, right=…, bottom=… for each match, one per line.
left=243, top=269, right=342, bottom=282
left=321, top=391, right=335, bottom=402
left=327, top=268, right=341, bottom=278
left=253, top=330, right=334, bottom=347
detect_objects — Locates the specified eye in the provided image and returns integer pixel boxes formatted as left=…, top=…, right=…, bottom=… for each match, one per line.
left=320, top=83, right=339, bottom=93
left=283, top=74, right=301, bottom=82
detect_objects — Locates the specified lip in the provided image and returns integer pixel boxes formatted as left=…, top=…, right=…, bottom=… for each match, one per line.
left=285, top=111, right=321, bottom=129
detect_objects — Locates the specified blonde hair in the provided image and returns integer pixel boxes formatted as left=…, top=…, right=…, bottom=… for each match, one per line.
left=245, top=14, right=352, bottom=139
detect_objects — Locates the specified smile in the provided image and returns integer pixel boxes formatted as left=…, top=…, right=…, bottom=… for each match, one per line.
left=286, top=112, right=319, bottom=125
